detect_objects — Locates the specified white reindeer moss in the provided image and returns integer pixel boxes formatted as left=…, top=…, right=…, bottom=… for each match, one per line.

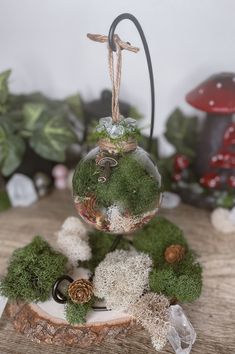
left=57, top=216, right=91, bottom=266
left=128, top=293, right=170, bottom=351
left=93, top=249, right=152, bottom=310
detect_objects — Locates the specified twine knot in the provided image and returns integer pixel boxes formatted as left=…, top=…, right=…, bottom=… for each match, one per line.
left=87, top=33, right=139, bottom=124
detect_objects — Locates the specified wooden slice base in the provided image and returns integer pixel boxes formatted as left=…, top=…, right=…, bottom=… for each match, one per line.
left=6, top=300, right=136, bottom=348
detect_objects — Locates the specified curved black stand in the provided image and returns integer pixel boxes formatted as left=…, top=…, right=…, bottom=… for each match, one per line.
left=52, top=275, right=73, bottom=304
left=108, top=13, right=155, bottom=152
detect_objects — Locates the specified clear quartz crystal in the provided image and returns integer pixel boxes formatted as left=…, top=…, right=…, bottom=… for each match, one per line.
left=108, top=124, right=125, bottom=138
left=167, top=305, right=196, bottom=354
left=99, top=117, right=112, bottom=128
left=124, top=117, right=137, bottom=127
left=6, top=173, right=38, bottom=207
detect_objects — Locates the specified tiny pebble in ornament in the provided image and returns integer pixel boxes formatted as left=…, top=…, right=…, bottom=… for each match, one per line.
left=68, top=279, right=93, bottom=304
left=164, top=244, right=185, bottom=264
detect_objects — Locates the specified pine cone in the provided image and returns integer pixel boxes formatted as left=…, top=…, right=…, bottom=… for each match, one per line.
left=164, top=244, right=185, bottom=264
left=68, top=279, right=93, bottom=304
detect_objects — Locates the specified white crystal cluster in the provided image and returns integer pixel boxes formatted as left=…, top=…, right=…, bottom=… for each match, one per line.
left=57, top=216, right=91, bottom=266
left=96, top=116, right=137, bottom=139
left=128, top=293, right=170, bottom=351
left=211, top=207, right=235, bottom=233
left=93, top=249, right=152, bottom=310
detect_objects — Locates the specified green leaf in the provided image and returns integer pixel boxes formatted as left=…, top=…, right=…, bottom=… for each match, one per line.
left=22, top=102, right=45, bottom=133
left=29, top=112, right=77, bottom=162
left=164, top=108, right=198, bottom=157
left=0, top=191, right=11, bottom=212
left=128, top=105, right=143, bottom=120
left=0, top=120, right=25, bottom=176
left=0, top=69, right=11, bottom=112
left=66, top=93, right=84, bottom=119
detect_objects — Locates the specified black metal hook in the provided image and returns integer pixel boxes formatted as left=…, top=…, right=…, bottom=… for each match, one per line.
left=108, top=13, right=155, bottom=152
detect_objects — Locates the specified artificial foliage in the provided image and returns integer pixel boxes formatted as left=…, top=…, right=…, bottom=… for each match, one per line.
left=133, top=217, right=202, bottom=302
left=0, top=190, right=11, bottom=211
left=0, top=236, right=67, bottom=302
left=73, top=153, right=161, bottom=216
left=164, top=108, right=199, bottom=158
left=65, top=298, right=95, bottom=324
left=158, top=108, right=235, bottom=210
left=0, top=70, right=78, bottom=176
left=0, top=69, right=142, bottom=180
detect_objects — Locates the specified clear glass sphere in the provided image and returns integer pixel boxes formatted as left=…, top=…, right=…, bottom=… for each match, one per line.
left=73, top=146, right=162, bottom=234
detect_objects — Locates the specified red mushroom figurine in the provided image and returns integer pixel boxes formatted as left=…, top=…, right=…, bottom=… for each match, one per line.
left=210, top=151, right=235, bottom=169
left=223, top=122, right=235, bottom=147
left=186, top=73, right=235, bottom=179
left=228, top=175, right=235, bottom=188
left=200, top=172, right=220, bottom=189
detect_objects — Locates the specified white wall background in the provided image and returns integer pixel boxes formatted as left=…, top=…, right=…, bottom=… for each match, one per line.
left=0, top=0, right=235, bottom=152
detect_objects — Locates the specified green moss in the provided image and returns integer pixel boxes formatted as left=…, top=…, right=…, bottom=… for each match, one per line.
left=149, top=267, right=177, bottom=297
left=73, top=153, right=161, bottom=215
left=96, top=155, right=160, bottom=215
left=0, top=236, right=67, bottom=302
left=133, top=216, right=202, bottom=303
left=149, top=256, right=202, bottom=303
left=72, top=158, right=98, bottom=198
left=175, top=274, right=202, bottom=302
left=92, top=128, right=141, bottom=144
left=81, top=230, right=130, bottom=271
left=65, top=298, right=95, bottom=324
left=132, top=216, right=187, bottom=267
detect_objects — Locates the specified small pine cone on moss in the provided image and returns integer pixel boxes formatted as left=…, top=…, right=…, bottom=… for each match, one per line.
left=164, top=244, right=185, bottom=264
left=68, top=279, right=93, bottom=304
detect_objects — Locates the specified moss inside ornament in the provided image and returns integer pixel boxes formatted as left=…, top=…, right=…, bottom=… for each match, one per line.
left=73, top=117, right=162, bottom=233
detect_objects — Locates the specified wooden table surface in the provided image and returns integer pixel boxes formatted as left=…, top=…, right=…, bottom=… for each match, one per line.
left=0, top=190, right=234, bottom=354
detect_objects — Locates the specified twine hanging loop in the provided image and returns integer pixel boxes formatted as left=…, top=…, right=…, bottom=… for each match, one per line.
left=87, top=33, right=139, bottom=123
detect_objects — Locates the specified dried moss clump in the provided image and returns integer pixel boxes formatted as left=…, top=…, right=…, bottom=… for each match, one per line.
left=0, top=236, right=67, bottom=302
left=73, top=153, right=160, bottom=215
left=133, top=217, right=202, bottom=302
left=93, top=250, right=152, bottom=310
left=65, top=298, right=95, bottom=324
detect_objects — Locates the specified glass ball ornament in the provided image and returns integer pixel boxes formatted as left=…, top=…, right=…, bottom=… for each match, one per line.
left=72, top=117, right=162, bottom=234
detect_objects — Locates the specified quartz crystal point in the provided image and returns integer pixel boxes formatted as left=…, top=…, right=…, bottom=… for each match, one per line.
left=6, top=173, right=38, bottom=207
left=167, top=304, right=196, bottom=354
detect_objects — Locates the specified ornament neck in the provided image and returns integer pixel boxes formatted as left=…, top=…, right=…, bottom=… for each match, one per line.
left=98, top=137, right=137, bottom=154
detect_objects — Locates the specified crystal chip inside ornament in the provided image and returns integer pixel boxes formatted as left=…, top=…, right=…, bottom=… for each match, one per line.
left=167, top=305, right=196, bottom=354
left=73, top=144, right=162, bottom=234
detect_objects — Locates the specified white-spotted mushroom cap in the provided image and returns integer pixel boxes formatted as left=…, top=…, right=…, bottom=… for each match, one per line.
left=186, top=73, right=235, bottom=114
